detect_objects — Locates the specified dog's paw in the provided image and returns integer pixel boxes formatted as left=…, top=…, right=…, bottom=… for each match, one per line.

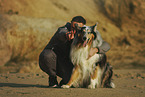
left=110, top=82, right=115, bottom=88
left=88, top=84, right=95, bottom=89
left=61, top=85, right=70, bottom=89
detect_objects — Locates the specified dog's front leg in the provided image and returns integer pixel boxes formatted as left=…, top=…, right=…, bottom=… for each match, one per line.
left=61, top=65, right=80, bottom=88
left=88, top=65, right=102, bottom=89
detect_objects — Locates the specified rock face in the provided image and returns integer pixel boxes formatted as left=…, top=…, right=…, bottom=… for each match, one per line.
left=0, top=0, right=145, bottom=72
left=99, top=0, right=145, bottom=28
left=0, top=15, right=64, bottom=66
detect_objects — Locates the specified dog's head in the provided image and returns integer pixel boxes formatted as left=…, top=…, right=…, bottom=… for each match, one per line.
left=73, top=23, right=98, bottom=47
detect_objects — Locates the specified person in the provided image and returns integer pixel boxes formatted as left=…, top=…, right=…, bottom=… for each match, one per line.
left=39, top=16, right=110, bottom=88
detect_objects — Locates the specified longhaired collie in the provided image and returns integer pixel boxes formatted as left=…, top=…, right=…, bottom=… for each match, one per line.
left=62, top=23, right=115, bottom=89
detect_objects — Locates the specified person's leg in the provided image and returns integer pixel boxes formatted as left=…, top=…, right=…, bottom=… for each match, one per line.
left=56, top=58, right=74, bottom=86
left=39, top=49, right=58, bottom=87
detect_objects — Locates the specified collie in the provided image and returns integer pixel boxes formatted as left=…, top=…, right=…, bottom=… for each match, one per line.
left=62, top=23, right=115, bottom=89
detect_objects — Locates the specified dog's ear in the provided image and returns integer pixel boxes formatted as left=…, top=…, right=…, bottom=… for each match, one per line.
left=80, top=26, right=86, bottom=32
left=93, top=22, right=98, bottom=32
left=91, top=23, right=98, bottom=39
left=81, top=27, right=86, bottom=30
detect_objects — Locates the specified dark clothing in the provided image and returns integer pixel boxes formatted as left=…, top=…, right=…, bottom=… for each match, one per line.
left=39, top=22, right=110, bottom=84
left=45, top=23, right=72, bottom=58
left=39, top=49, right=73, bottom=84
left=39, top=23, right=73, bottom=84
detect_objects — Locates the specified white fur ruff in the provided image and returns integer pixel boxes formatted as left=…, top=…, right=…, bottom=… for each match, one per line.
left=70, top=45, right=102, bottom=88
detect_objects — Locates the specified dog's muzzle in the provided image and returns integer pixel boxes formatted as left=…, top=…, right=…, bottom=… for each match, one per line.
left=83, top=38, right=90, bottom=47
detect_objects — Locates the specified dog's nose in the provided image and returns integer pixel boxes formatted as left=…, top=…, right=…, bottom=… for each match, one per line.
left=83, top=36, right=87, bottom=41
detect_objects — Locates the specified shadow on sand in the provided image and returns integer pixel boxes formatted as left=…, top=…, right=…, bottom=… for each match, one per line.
left=0, top=83, right=48, bottom=88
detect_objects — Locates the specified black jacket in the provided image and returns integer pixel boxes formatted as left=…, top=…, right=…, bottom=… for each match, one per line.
left=44, top=22, right=110, bottom=58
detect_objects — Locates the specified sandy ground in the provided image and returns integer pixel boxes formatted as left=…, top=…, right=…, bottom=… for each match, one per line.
left=0, top=69, right=145, bottom=97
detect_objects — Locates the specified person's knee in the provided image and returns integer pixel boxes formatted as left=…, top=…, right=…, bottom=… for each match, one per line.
left=43, top=49, right=56, bottom=60
left=39, top=49, right=57, bottom=76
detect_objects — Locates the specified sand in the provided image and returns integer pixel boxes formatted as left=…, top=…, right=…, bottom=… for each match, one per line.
left=0, top=69, right=145, bottom=97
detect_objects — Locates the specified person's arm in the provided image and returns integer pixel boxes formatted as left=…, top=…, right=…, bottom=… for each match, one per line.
left=88, top=30, right=110, bottom=57
left=97, top=41, right=110, bottom=54
left=57, top=27, right=68, bottom=42
left=95, top=30, right=110, bottom=54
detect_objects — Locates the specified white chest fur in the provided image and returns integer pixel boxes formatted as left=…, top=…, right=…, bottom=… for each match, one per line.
left=70, top=45, right=102, bottom=72
left=70, top=45, right=102, bottom=87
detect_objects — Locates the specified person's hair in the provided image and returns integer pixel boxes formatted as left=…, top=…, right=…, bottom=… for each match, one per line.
left=71, top=16, right=86, bottom=25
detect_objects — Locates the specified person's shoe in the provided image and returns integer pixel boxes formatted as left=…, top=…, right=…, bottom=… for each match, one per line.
left=48, top=76, right=58, bottom=88
left=48, top=84, right=58, bottom=88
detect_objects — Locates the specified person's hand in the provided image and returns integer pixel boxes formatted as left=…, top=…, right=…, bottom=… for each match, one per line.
left=70, top=31, right=75, bottom=40
left=88, top=48, right=98, bottom=59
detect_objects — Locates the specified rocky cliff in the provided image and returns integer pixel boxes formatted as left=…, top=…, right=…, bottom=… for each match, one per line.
left=0, top=0, right=145, bottom=73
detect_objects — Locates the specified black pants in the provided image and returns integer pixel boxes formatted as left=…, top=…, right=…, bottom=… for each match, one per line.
left=39, top=49, right=73, bottom=83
